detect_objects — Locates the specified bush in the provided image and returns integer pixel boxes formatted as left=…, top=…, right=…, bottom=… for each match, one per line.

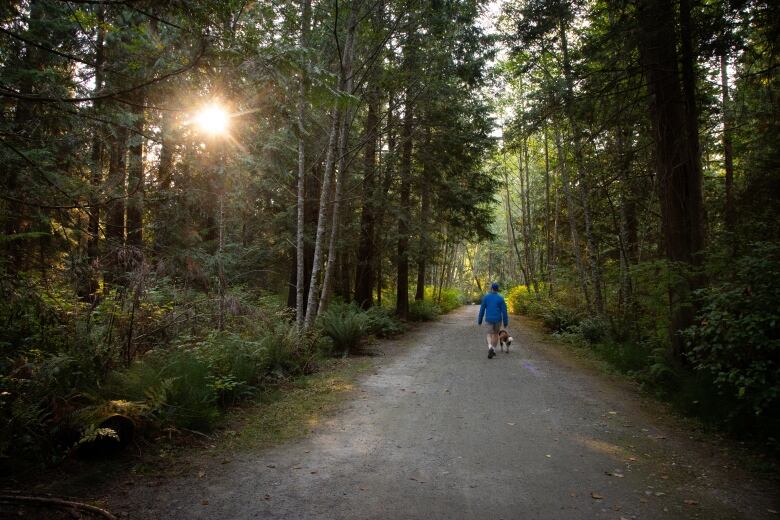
left=193, top=332, right=267, bottom=403
left=540, top=305, right=582, bottom=333
left=260, top=323, right=312, bottom=375
left=506, top=285, right=530, bottom=315
left=683, top=242, right=780, bottom=430
left=629, top=260, right=676, bottom=346
left=590, top=339, right=655, bottom=376
left=363, top=306, right=405, bottom=337
left=0, top=271, right=328, bottom=467
left=506, top=283, right=545, bottom=315
left=525, top=296, right=557, bottom=320
left=318, top=303, right=369, bottom=355
left=425, top=286, right=464, bottom=314
left=108, top=350, right=220, bottom=432
left=576, top=317, right=608, bottom=343
left=409, top=300, right=440, bottom=321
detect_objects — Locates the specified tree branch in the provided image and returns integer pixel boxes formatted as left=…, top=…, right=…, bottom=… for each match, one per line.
left=0, top=39, right=207, bottom=106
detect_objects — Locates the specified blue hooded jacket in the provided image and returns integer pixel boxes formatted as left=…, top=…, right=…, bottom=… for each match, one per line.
left=478, top=291, right=508, bottom=326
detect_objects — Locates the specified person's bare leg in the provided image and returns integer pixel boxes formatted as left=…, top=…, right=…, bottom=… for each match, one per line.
left=487, top=331, right=498, bottom=358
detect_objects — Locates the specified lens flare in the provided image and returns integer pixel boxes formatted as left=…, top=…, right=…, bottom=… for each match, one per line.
left=194, top=104, right=229, bottom=135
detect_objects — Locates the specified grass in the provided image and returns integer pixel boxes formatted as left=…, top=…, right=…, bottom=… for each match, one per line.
left=220, top=357, right=373, bottom=451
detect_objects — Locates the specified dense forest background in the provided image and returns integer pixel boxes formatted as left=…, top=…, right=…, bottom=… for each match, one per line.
left=0, top=0, right=777, bottom=469
left=0, top=0, right=496, bottom=466
left=478, top=0, right=779, bottom=440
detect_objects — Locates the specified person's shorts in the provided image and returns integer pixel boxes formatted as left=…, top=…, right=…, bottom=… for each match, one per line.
left=484, top=321, right=501, bottom=334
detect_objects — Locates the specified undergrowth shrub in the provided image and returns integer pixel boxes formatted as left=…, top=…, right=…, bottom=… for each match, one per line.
left=409, top=300, right=440, bottom=321
left=541, top=305, right=581, bottom=333
left=425, top=286, right=464, bottom=313
left=106, top=350, right=220, bottom=432
left=525, top=296, right=556, bottom=319
left=318, top=303, right=369, bottom=355
left=194, top=332, right=266, bottom=403
left=0, top=270, right=328, bottom=466
left=262, top=323, right=313, bottom=375
left=590, top=339, right=654, bottom=376
left=629, top=260, right=676, bottom=346
left=506, top=284, right=544, bottom=315
left=363, top=306, right=405, bottom=337
left=576, top=317, right=608, bottom=343
left=683, top=242, right=780, bottom=433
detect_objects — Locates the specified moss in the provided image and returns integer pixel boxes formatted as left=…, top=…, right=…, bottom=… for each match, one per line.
left=222, top=358, right=373, bottom=451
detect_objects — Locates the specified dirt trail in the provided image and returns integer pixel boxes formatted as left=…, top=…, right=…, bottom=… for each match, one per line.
left=107, top=306, right=779, bottom=519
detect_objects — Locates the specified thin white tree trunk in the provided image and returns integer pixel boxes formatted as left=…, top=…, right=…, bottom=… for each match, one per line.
left=303, top=110, right=340, bottom=331
left=296, top=0, right=312, bottom=329
left=319, top=4, right=358, bottom=314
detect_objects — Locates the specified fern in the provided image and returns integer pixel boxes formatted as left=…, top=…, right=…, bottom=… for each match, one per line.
left=77, top=425, right=119, bottom=446
left=144, top=377, right=176, bottom=414
left=318, top=303, right=368, bottom=355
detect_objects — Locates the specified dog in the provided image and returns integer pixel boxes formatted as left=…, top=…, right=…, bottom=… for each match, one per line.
left=498, top=329, right=513, bottom=353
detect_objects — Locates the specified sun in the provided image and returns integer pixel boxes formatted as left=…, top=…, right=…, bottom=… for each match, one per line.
left=194, top=103, right=229, bottom=135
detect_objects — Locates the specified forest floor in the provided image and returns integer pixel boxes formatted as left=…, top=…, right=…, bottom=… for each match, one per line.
left=12, top=306, right=780, bottom=519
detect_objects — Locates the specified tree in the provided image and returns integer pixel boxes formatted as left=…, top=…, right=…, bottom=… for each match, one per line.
left=636, top=0, right=705, bottom=357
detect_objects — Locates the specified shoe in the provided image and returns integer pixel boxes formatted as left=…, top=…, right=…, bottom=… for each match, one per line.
left=488, top=348, right=495, bottom=359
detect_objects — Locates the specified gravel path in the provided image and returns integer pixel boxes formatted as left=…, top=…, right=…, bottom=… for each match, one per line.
left=108, top=306, right=779, bottom=519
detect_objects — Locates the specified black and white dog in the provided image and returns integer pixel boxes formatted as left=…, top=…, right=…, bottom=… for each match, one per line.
left=498, top=329, right=513, bottom=353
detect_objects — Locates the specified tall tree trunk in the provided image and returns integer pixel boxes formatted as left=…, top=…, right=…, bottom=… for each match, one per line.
left=3, top=0, right=48, bottom=274
left=550, top=175, right=560, bottom=297
left=376, top=98, right=397, bottom=308
left=679, top=0, right=702, bottom=191
left=559, top=18, right=603, bottom=313
left=415, top=127, right=432, bottom=302
left=296, top=0, right=312, bottom=328
left=579, top=176, right=602, bottom=312
left=216, top=145, right=226, bottom=331
left=338, top=247, right=352, bottom=302
left=517, top=153, right=532, bottom=290
left=504, top=182, right=517, bottom=280
left=289, top=162, right=319, bottom=308
left=556, top=127, right=592, bottom=310
left=354, top=81, right=380, bottom=309
left=720, top=53, right=735, bottom=234
left=504, top=165, right=529, bottom=285
left=154, top=109, right=175, bottom=256
left=83, top=6, right=105, bottom=299
left=126, top=93, right=145, bottom=249
left=105, top=126, right=129, bottom=288
left=522, top=141, right=539, bottom=293
left=544, top=124, right=551, bottom=281
left=618, top=193, right=632, bottom=315
left=616, top=128, right=636, bottom=316
left=396, top=36, right=416, bottom=320
left=319, top=4, right=358, bottom=314
left=304, top=112, right=338, bottom=329
left=436, top=239, right=450, bottom=302
left=157, top=112, right=175, bottom=193
left=637, top=0, right=705, bottom=358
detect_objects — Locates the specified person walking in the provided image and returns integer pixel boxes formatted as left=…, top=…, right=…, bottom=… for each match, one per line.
left=477, top=282, right=509, bottom=359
